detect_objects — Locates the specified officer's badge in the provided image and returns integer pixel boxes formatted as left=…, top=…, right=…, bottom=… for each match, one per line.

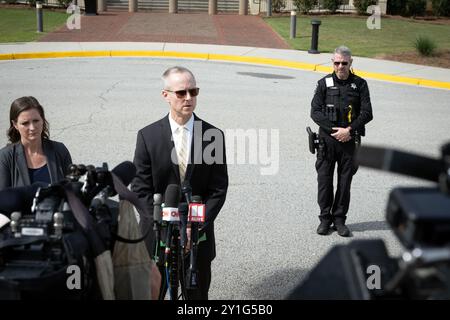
left=351, top=83, right=357, bottom=90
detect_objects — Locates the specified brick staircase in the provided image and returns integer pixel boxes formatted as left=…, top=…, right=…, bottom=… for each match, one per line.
left=106, top=0, right=240, bottom=12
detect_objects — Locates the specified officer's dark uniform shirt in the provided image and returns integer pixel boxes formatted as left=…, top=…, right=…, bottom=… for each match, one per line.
left=311, top=72, right=373, bottom=136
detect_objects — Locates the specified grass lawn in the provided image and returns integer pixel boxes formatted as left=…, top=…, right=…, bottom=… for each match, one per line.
left=0, top=8, right=69, bottom=42
left=265, top=15, right=450, bottom=58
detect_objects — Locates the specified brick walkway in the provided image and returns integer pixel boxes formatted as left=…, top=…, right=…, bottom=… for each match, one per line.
left=39, top=11, right=290, bottom=49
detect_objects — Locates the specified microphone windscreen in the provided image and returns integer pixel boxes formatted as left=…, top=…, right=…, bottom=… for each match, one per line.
left=164, top=184, right=180, bottom=208
left=0, top=182, right=46, bottom=214
left=356, top=146, right=442, bottom=182
left=112, top=161, right=136, bottom=186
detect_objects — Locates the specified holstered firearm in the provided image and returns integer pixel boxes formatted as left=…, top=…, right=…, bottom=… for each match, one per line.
left=306, top=127, right=320, bottom=154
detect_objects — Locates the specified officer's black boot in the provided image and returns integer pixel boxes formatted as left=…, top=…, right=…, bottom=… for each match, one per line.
left=333, top=218, right=350, bottom=237
left=316, top=219, right=332, bottom=235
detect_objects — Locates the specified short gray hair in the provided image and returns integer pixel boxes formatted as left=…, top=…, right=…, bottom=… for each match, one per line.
left=162, top=66, right=195, bottom=89
left=334, top=46, right=352, bottom=58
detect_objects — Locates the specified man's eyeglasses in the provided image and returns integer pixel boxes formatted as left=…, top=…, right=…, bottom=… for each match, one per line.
left=165, top=87, right=200, bottom=98
left=333, top=61, right=349, bottom=66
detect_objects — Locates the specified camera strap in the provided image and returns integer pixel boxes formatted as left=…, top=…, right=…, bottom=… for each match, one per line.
left=109, top=173, right=151, bottom=244
left=64, top=184, right=107, bottom=256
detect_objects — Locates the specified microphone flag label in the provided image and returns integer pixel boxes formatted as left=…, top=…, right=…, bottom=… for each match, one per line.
left=188, top=204, right=205, bottom=223
left=162, top=207, right=180, bottom=222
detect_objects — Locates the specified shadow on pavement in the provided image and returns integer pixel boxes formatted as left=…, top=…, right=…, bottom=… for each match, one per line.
left=248, top=268, right=308, bottom=299
left=348, top=220, right=391, bottom=232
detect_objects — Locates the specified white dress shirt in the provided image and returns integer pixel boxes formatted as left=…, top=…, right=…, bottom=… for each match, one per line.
left=169, top=114, right=194, bottom=166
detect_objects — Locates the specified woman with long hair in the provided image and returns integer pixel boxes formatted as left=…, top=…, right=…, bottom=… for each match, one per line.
left=0, top=96, right=72, bottom=190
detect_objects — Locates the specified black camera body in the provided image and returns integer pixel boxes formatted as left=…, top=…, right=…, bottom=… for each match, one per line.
left=0, top=163, right=121, bottom=300
left=289, top=142, right=450, bottom=300
left=387, top=187, right=450, bottom=249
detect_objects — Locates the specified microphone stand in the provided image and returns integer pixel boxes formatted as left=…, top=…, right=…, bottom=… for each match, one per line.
left=153, top=194, right=162, bottom=265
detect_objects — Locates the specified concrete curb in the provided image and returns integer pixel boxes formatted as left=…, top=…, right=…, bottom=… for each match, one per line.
left=1, top=50, right=449, bottom=90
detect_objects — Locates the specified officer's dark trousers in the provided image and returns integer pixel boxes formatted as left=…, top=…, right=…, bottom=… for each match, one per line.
left=316, top=133, right=357, bottom=223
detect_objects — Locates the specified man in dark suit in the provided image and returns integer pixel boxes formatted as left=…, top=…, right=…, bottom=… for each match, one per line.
left=132, top=66, right=228, bottom=300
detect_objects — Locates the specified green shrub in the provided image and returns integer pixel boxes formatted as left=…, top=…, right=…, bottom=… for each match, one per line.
left=273, top=0, right=287, bottom=13
left=386, top=0, right=427, bottom=16
left=293, top=0, right=315, bottom=14
left=432, top=0, right=450, bottom=16
left=404, top=0, right=427, bottom=16
left=323, top=0, right=342, bottom=13
left=414, top=35, right=437, bottom=56
left=353, top=0, right=378, bottom=15
left=387, top=0, right=407, bottom=15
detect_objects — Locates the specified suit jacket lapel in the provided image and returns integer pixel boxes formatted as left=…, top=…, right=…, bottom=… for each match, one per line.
left=15, top=143, right=31, bottom=186
left=162, top=115, right=181, bottom=182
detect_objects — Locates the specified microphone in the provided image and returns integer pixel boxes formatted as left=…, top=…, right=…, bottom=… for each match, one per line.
left=179, top=202, right=189, bottom=248
left=186, top=195, right=203, bottom=289
left=0, top=182, right=47, bottom=214
left=162, top=184, right=181, bottom=223
left=153, top=193, right=163, bottom=263
left=181, top=180, right=193, bottom=204
left=356, top=145, right=443, bottom=183
left=162, top=184, right=181, bottom=264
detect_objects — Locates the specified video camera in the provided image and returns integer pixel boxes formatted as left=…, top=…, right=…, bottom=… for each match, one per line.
left=288, top=142, right=450, bottom=299
left=0, top=161, right=136, bottom=300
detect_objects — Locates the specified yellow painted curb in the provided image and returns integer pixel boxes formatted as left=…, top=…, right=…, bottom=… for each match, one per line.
left=12, top=51, right=111, bottom=59
left=208, top=54, right=316, bottom=71
left=163, top=51, right=209, bottom=60
left=0, top=53, right=13, bottom=60
left=354, top=69, right=420, bottom=86
left=1, top=50, right=449, bottom=90
left=111, top=50, right=164, bottom=57
left=315, top=65, right=333, bottom=73
left=418, top=78, right=450, bottom=90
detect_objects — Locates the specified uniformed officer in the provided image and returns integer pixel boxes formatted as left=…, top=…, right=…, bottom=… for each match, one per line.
left=311, top=46, right=373, bottom=237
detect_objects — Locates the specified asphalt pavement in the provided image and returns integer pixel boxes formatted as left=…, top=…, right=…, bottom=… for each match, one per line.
left=1, top=56, right=448, bottom=299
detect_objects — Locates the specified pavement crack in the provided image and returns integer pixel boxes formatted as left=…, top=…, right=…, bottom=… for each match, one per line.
left=98, top=81, right=121, bottom=109
left=51, top=116, right=95, bottom=140
left=53, top=81, right=122, bottom=137
left=53, top=81, right=120, bottom=139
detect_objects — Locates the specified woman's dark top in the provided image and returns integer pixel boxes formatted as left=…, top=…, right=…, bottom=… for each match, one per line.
left=0, top=139, right=72, bottom=190
left=28, top=164, right=51, bottom=185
